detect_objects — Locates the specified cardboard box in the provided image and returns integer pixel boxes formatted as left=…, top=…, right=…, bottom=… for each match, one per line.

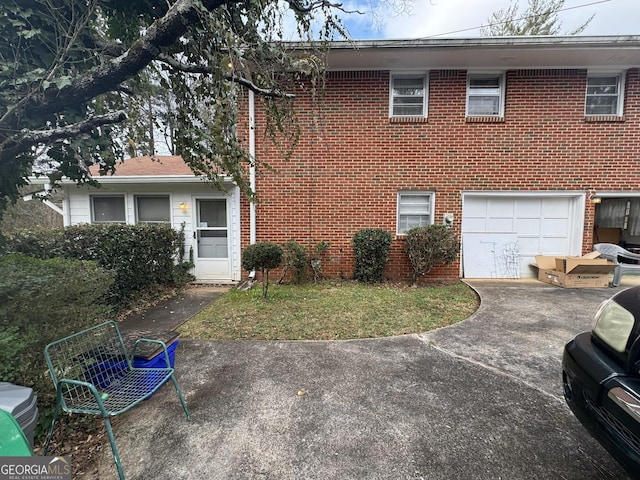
left=534, top=253, right=616, bottom=288
left=595, top=227, right=621, bottom=245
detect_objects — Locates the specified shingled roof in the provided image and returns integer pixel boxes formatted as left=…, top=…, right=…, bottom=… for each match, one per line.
left=89, top=156, right=195, bottom=177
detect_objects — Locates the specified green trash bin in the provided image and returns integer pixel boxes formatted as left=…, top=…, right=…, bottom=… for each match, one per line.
left=0, top=409, right=32, bottom=456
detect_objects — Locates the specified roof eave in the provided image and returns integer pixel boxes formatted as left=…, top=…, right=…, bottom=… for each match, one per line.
left=29, top=175, right=231, bottom=185
left=305, top=35, right=640, bottom=71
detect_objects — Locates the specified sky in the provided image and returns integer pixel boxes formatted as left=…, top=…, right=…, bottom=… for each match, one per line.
left=339, top=0, right=640, bottom=40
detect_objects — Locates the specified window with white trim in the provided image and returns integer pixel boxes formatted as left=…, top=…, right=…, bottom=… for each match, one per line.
left=397, top=192, right=433, bottom=234
left=466, top=73, right=505, bottom=117
left=91, top=195, right=125, bottom=223
left=585, top=74, right=624, bottom=116
left=135, top=195, right=170, bottom=223
left=390, top=75, right=427, bottom=117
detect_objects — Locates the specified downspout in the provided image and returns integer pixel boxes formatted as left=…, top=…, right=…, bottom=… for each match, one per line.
left=249, top=90, right=257, bottom=280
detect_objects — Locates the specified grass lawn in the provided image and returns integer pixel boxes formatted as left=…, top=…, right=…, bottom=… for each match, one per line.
left=178, top=281, right=479, bottom=340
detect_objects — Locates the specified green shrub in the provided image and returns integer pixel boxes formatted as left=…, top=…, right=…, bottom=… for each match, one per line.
left=278, top=240, right=308, bottom=284
left=0, top=254, right=115, bottom=441
left=404, top=225, right=459, bottom=285
left=4, top=228, right=64, bottom=259
left=6, top=224, right=191, bottom=305
left=352, top=228, right=393, bottom=283
left=242, top=242, right=283, bottom=299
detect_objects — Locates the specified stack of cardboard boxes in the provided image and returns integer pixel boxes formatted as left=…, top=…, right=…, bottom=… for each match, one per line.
left=534, top=252, right=616, bottom=288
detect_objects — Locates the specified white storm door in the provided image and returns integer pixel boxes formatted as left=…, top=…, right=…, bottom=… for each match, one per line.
left=193, top=198, right=230, bottom=280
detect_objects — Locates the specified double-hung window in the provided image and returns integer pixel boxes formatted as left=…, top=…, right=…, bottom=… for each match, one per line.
left=91, top=195, right=126, bottom=223
left=585, top=74, right=624, bottom=116
left=466, top=73, right=505, bottom=117
left=135, top=195, right=171, bottom=223
left=390, top=75, right=427, bottom=118
left=397, top=192, right=433, bottom=235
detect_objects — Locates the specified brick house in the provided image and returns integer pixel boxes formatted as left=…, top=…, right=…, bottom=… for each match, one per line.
left=40, top=36, right=640, bottom=283
left=240, top=35, right=640, bottom=282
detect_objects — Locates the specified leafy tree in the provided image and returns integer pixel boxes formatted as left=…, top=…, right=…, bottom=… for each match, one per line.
left=0, top=0, right=351, bottom=213
left=404, top=225, right=459, bottom=286
left=481, top=0, right=593, bottom=36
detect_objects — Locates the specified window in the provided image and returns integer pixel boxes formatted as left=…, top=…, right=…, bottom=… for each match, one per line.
left=390, top=75, right=427, bottom=117
left=585, top=74, right=624, bottom=116
left=397, top=192, right=433, bottom=234
left=466, top=74, right=504, bottom=117
left=91, top=195, right=125, bottom=223
left=135, top=195, right=170, bottom=223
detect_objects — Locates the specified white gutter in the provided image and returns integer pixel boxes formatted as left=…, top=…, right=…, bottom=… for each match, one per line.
left=22, top=194, right=63, bottom=216
left=248, top=90, right=257, bottom=280
left=249, top=90, right=257, bottom=246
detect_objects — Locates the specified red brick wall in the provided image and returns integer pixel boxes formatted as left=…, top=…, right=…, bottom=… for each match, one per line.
left=238, top=68, right=640, bottom=282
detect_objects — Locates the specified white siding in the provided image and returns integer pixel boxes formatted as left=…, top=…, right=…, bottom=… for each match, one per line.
left=63, top=182, right=241, bottom=282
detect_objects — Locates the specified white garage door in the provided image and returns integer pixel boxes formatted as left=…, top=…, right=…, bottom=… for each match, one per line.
left=461, top=193, right=584, bottom=278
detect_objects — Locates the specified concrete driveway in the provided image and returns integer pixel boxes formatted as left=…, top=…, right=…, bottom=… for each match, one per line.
left=95, top=280, right=634, bottom=479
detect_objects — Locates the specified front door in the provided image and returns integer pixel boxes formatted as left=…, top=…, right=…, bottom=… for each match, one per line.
left=193, top=198, right=231, bottom=281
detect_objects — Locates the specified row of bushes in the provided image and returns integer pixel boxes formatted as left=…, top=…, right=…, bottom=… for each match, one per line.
left=243, top=225, right=460, bottom=298
left=4, top=223, right=192, bottom=305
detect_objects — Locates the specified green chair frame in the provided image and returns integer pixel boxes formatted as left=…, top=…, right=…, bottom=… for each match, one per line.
left=43, top=320, right=190, bottom=480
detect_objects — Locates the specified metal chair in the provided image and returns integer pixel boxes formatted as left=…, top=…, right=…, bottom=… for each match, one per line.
left=594, top=243, right=640, bottom=287
left=43, top=320, right=190, bottom=480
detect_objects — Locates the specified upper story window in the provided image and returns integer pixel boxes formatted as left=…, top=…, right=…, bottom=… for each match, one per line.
left=91, top=195, right=125, bottom=223
left=585, top=74, right=624, bottom=116
left=135, top=195, right=170, bottom=223
left=390, top=75, right=427, bottom=118
left=466, top=73, right=505, bottom=117
left=397, top=191, right=433, bottom=235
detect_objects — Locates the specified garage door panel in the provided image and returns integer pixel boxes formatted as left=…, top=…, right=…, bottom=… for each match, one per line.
left=542, top=198, right=571, bottom=216
left=516, top=236, right=540, bottom=254
left=514, top=200, right=541, bottom=217
left=464, top=199, right=488, bottom=216
left=487, top=218, right=515, bottom=231
left=514, top=218, right=541, bottom=235
left=464, top=218, right=488, bottom=231
left=542, top=218, right=569, bottom=234
left=540, top=236, right=571, bottom=252
left=487, top=198, right=515, bottom=216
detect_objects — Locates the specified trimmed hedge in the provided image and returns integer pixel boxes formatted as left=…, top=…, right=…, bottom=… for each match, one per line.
left=404, top=225, right=459, bottom=285
left=0, top=254, right=115, bottom=441
left=352, top=228, right=393, bottom=283
left=6, top=224, right=192, bottom=305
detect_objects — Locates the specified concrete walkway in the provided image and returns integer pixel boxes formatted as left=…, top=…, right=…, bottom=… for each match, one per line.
left=94, top=280, right=635, bottom=480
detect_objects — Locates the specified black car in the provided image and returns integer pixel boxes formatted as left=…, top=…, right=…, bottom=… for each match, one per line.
left=563, top=286, right=640, bottom=479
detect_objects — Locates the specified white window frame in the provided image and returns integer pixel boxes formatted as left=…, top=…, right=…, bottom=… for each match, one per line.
left=585, top=72, right=625, bottom=117
left=466, top=73, right=505, bottom=118
left=389, top=73, right=428, bottom=118
left=90, top=195, right=126, bottom=224
left=135, top=195, right=171, bottom=224
left=396, top=191, right=434, bottom=235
